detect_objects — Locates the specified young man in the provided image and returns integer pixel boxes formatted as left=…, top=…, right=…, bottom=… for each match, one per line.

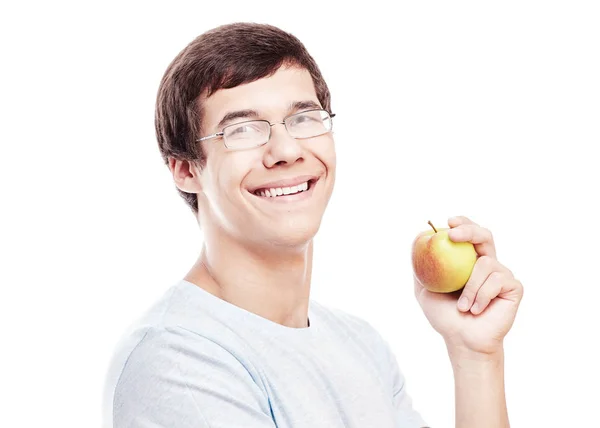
left=103, top=23, right=523, bottom=428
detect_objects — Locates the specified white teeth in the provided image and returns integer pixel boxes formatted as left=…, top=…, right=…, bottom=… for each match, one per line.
left=256, top=181, right=310, bottom=198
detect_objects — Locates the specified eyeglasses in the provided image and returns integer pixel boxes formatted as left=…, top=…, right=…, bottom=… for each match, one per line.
left=196, top=108, right=336, bottom=150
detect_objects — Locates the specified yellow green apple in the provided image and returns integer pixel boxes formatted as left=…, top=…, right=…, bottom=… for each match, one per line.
left=411, top=221, right=477, bottom=293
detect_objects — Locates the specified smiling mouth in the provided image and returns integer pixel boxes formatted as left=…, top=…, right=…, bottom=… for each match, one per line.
left=252, top=179, right=317, bottom=198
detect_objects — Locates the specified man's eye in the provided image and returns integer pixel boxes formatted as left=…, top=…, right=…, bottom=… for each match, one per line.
left=291, top=114, right=318, bottom=126
left=230, top=124, right=261, bottom=135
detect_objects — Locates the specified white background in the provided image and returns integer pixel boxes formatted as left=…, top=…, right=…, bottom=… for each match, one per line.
left=1, top=1, right=599, bottom=427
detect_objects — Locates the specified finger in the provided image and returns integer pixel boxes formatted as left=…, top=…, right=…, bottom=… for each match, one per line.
left=448, top=224, right=497, bottom=258
left=457, top=256, right=512, bottom=312
left=470, top=271, right=507, bottom=315
left=497, top=276, right=524, bottom=306
left=448, top=216, right=479, bottom=228
left=472, top=275, right=523, bottom=314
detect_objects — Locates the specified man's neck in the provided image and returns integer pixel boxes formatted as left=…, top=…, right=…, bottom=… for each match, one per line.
left=184, top=234, right=313, bottom=329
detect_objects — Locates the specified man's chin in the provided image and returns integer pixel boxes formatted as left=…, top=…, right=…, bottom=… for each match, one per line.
left=258, top=221, right=322, bottom=251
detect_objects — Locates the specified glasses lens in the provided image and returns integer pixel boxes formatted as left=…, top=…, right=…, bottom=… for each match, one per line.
left=223, top=120, right=270, bottom=149
left=286, top=110, right=332, bottom=139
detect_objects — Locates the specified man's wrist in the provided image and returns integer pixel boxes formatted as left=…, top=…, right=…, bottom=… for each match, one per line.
left=445, top=342, right=505, bottom=371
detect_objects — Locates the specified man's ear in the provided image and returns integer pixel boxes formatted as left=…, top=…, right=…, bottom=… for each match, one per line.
left=168, top=157, right=203, bottom=194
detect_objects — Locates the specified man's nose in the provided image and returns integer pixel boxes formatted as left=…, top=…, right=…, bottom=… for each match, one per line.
left=263, top=123, right=303, bottom=167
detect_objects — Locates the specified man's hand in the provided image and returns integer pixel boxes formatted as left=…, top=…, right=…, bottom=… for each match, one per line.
left=413, top=216, right=524, bottom=354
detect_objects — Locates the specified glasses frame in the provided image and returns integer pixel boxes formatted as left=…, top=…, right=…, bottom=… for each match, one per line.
left=196, top=108, right=336, bottom=149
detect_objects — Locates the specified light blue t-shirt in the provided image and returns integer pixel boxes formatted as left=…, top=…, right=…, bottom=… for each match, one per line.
left=103, top=279, right=427, bottom=427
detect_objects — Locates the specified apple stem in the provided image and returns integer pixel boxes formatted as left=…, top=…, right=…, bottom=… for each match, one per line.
left=428, top=220, right=438, bottom=233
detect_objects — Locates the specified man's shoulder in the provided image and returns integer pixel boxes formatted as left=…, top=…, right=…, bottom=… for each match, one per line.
left=111, top=324, right=232, bottom=383
left=103, top=319, right=251, bottom=426
left=102, top=282, right=238, bottom=423
left=104, top=322, right=266, bottom=428
left=107, top=289, right=237, bottom=385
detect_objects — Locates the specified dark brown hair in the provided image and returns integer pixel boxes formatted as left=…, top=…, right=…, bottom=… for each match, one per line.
left=155, top=22, right=332, bottom=215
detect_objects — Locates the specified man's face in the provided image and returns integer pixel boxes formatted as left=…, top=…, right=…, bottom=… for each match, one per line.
left=196, top=66, right=336, bottom=249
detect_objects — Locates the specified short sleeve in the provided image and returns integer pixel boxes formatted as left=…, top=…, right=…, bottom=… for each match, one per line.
left=110, top=327, right=276, bottom=428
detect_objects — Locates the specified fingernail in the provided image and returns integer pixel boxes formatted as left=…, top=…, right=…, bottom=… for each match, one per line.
left=458, top=296, right=469, bottom=311
left=471, top=302, right=480, bottom=313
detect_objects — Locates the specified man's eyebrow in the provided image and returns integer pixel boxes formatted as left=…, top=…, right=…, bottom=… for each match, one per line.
left=288, top=100, right=322, bottom=113
left=216, top=109, right=260, bottom=129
